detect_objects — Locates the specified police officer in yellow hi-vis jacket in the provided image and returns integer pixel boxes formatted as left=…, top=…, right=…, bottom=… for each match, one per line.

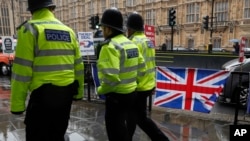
left=10, top=0, right=84, bottom=140
left=97, top=8, right=145, bottom=141
left=126, top=13, right=170, bottom=141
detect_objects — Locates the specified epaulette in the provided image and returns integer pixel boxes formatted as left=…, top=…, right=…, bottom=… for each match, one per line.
left=100, top=39, right=111, bottom=46
left=16, top=20, right=28, bottom=30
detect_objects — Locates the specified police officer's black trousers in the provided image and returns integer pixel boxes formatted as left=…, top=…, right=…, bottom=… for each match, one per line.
left=127, top=89, right=170, bottom=141
left=105, top=91, right=136, bottom=141
left=24, top=82, right=75, bottom=141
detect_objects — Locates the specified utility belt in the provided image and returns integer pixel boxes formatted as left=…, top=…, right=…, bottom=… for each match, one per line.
left=105, top=91, right=137, bottom=102
left=106, top=91, right=137, bottom=97
left=105, top=91, right=137, bottom=109
left=32, top=80, right=79, bottom=96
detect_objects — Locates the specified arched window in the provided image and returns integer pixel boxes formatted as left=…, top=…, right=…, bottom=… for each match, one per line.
left=245, top=38, right=250, bottom=48
left=213, top=38, right=221, bottom=48
left=0, top=1, right=10, bottom=36
left=188, top=39, right=194, bottom=49
left=166, top=39, right=171, bottom=50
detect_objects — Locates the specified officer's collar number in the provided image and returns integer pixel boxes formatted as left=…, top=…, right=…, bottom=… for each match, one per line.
left=126, top=48, right=139, bottom=59
left=147, top=40, right=154, bottom=48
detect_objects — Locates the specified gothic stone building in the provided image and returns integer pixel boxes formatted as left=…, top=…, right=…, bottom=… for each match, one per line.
left=12, top=0, right=250, bottom=51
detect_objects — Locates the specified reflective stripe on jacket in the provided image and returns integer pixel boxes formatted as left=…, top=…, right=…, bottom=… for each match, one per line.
left=129, top=32, right=156, bottom=91
left=97, top=34, right=145, bottom=94
left=11, top=8, right=84, bottom=112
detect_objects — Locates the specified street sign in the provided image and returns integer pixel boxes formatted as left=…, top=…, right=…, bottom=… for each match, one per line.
left=144, top=25, right=155, bottom=46
left=78, top=32, right=95, bottom=56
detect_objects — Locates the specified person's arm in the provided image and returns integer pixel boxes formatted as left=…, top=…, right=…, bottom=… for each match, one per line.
left=72, top=35, right=84, bottom=100
left=11, top=23, right=35, bottom=114
left=97, top=45, right=120, bottom=94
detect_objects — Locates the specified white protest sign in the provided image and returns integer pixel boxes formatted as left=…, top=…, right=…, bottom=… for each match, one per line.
left=78, top=32, right=95, bottom=56
left=1, top=36, right=15, bottom=54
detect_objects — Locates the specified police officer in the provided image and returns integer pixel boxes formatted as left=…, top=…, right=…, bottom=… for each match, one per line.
left=126, top=13, right=170, bottom=141
left=10, top=0, right=84, bottom=141
left=97, top=8, right=145, bottom=141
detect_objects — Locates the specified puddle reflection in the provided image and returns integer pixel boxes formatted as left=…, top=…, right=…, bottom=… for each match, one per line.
left=0, top=76, right=11, bottom=99
left=159, top=113, right=230, bottom=141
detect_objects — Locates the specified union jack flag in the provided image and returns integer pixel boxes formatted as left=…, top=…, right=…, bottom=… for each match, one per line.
left=154, top=66, right=230, bottom=113
left=91, top=63, right=106, bottom=100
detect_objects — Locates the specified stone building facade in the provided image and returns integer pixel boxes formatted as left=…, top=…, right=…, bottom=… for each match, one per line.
left=9, top=0, right=250, bottom=51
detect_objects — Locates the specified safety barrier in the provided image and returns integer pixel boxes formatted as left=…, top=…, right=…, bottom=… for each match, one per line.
left=83, top=61, right=104, bottom=103
left=155, top=51, right=238, bottom=69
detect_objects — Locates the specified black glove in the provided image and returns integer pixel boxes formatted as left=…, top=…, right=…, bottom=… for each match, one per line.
left=11, top=111, right=24, bottom=115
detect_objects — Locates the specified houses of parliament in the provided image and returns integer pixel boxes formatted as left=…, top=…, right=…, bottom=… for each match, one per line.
left=3, top=0, right=250, bottom=51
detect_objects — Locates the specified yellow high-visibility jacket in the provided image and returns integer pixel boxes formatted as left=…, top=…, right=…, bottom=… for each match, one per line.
left=11, top=8, right=84, bottom=112
left=97, top=34, right=145, bottom=94
left=129, top=32, right=156, bottom=91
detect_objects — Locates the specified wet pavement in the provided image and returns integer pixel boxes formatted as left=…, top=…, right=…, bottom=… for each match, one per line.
left=0, top=76, right=250, bottom=141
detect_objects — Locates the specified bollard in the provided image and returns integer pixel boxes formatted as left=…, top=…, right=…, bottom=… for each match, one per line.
left=87, top=63, right=91, bottom=102
left=247, top=93, right=250, bottom=114
left=247, top=72, right=250, bottom=114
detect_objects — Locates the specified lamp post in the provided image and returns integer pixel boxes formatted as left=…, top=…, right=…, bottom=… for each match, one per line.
left=208, top=0, right=215, bottom=54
